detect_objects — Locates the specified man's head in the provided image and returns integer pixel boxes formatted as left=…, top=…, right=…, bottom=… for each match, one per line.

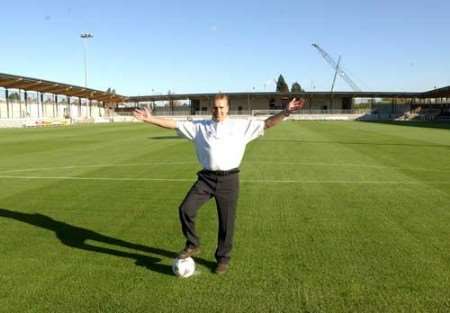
left=212, top=94, right=229, bottom=122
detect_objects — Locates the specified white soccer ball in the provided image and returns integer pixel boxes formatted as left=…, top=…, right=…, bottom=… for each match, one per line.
left=172, top=257, right=196, bottom=278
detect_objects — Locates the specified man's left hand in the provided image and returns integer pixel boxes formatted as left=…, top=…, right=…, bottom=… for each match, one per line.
left=286, top=98, right=305, bottom=113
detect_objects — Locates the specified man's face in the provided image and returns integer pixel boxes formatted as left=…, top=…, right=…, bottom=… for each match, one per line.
left=212, top=98, right=229, bottom=122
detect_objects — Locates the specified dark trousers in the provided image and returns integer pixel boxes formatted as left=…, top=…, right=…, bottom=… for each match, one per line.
left=179, top=169, right=240, bottom=264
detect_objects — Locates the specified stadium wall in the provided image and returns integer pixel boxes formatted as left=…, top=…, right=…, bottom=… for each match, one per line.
left=196, top=95, right=345, bottom=112
left=0, top=98, right=107, bottom=121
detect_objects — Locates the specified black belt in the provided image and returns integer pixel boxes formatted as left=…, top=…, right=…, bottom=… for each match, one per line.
left=202, top=168, right=240, bottom=176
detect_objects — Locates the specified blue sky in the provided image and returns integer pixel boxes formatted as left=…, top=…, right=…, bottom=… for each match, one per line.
left=1, top=0, right=449, bottom=95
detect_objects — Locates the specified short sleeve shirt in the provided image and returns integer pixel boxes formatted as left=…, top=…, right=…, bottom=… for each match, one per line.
left=176, top=118, right=265, bottom=170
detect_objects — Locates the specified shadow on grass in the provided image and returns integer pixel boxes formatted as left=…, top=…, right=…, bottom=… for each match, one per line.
left=0, top=208, right=216, bottom=275
left=358, top=120, right=450, bottom=130
left=147, top=136, right=181, bottom=140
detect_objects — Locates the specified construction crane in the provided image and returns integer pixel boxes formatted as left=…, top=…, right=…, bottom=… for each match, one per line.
left=312, top=43, right=361, bottom=92
left=331, top=55, right=341, bottom=93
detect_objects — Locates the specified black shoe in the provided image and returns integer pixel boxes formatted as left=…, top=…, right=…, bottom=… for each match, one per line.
left=177, top=246, right=201, bottom=259
left=214, top=262, right=229, bottom=275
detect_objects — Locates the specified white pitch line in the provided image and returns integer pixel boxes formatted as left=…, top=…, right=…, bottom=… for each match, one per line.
left=0, top=174, right=449, bottom=185
left=248, top=161, right=450, bottom=173
left=0, top=175, right=193, bottom=182
left=0, top=162, right=198, bottom=174
left=0, top=161, right=449, bottom=175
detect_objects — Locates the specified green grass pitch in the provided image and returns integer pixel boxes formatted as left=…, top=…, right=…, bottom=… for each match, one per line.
left=0, top=120, right=449, bottom=313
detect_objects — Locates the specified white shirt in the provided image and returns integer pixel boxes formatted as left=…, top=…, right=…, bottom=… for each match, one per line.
left=176, top=117, right=265, bottom=170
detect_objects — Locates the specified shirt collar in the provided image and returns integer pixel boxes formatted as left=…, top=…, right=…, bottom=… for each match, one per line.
left=213, top=117, right=229, bottom=124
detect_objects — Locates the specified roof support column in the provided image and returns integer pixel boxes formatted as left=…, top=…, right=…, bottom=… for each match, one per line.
left=53, top=94, right=56, bottom=118
left=35, top=91, right=39, bottom=118
left=67, top=96, right=70, bottom=119
left=24, top=91, right=28, bottom=118
left=39, top=92, right=44, bottom=118
left=89, top=99, right=92, bottom=118
left=18, top=90, right=22, bottom=118
left=56, top=95, right=59, bottom=117
left=5, top=89, right=9, bottom=119
left=78, top=97, right=82, bottom=118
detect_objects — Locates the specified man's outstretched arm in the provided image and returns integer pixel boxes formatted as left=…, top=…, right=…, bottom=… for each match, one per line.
left=264, top=98, right=305, bottom=129
left=133, top=108, right=177, bottom=129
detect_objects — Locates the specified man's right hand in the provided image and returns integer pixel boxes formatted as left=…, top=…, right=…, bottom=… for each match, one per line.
left=133, top=107, right=152, bottom=122
left=133, top=107, right=177, bottom=129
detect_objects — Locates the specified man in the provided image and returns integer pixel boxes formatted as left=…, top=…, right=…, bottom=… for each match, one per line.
left=134, top=94, right=304, bottom=274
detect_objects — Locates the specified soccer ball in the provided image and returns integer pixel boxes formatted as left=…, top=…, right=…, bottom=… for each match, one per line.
left=172, top=257, right=196, bottom=278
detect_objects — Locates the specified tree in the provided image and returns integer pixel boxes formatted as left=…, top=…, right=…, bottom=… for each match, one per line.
left=105, top=88, right=116, bottom=95
left=276, top=74, right=289, bottom=93
left=291, top=82, right=304, bottom=93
